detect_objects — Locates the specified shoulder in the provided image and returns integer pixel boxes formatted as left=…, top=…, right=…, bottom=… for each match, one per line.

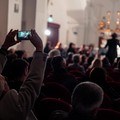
left=0, top=89, right=19, bottom=110
left=3, top=89, right=18, bottom=101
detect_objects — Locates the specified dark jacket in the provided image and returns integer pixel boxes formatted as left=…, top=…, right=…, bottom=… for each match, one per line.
left=105, top=38, right=120, bottom=58
left=0, top=52, right=46, bottom=120
left=46, top=68, right=77, bottom=93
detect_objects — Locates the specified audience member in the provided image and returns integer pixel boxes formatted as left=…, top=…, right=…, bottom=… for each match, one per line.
left=45, top=56, right=77, bottom=93
left=80, top=54, right=87, bottom=66
left=84, top=56, right=94, bottom=70
left=66, top=52, right=73, bottom=66
left=79, top=44, right=88, bottom=56
left=55, top=42, right=66, bottom=58
left=15, top=50, right=26, bottom=59
left=87, top=44, right=96, bottom=57
left=44, top=41, right=52, bottom=54
left=68, top=54, right=85, bottom=73
left=49, top=82, right=104, bottom=120
left=67, top=42, right=76, bottom=54
left=102, top=57, right=111, bottom=69
left=89, top=67, right=120, bottom=100
left=48, top=49, right=61, bottom=58
left=44, top=49, right=61, bottom=81
left=7, top=58, right=29, bottom=91
left=86, top=58, right=102, bottom=76
left=0, top=29, right=46, bottom=120
left=2, top=53, right=17, bottom=77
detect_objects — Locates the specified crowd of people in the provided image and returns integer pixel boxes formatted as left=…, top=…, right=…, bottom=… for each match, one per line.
left=0, top=30, right=120, bottom=120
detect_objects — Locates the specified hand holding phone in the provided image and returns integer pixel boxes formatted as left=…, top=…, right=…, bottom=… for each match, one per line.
left=17, top=31, right=31, bottom=40
left=2, top=29, right=19, bottom=49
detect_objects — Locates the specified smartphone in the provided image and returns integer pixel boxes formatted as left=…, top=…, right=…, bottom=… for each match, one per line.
left=17, top=31, right=31, bottom=40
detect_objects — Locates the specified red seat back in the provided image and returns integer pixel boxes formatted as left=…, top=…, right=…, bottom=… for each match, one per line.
left=41, top=82, right=71, bottom=103
left=97, top=108, right=120, bottom=120
left=34, top=98, right=71, bottom=120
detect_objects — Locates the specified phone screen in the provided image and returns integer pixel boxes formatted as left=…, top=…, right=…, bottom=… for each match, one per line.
left=17, top=31, right=31, bottom=40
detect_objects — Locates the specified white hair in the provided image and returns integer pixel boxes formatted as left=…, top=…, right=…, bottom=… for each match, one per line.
left=48, top=49, right=61, bottom=58
left=71, top=81, right=104, bottom=113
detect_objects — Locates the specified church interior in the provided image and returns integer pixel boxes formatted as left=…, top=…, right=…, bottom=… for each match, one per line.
left=1, top=0, right=120, bottom=56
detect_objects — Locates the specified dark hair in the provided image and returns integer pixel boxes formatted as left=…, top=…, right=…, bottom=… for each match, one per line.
left=111, top=33, right=117, bottom=38
left=10, top=59, right=29, bottom=79
left=69, top=43, right=75, bottom=48
left=73, top=54, right=80, bottom=63
left=89, top=67, right=107, bottom=85
left=51, top=56, right=64, bottom=71
left=15, top=50, right=25, bottom=58
left=87, top=56, right=94, bottom=66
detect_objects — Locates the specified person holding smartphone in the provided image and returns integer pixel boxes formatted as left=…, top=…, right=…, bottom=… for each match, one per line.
left=0, top=29, right=47, bottom=120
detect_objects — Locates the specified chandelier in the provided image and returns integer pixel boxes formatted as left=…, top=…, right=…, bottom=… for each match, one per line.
left=98, top=11, right=120, bottom=34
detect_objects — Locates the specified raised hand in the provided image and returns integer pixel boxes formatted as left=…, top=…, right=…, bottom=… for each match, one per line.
left=29, top=30, right=43, bottom=52
left=2, top=29, right=20, bottom=50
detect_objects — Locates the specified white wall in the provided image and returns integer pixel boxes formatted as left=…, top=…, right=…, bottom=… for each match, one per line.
left=17, top=0, right=36, bottom=56
left=0, top=0, right=8, bottom=45
left=48, top=0, right=67, bottom=47
left=22, top=0, right=36, bottom=30
left=35, top=0, right=48, bottom=47
left=8, top=0, right=23, bottom=31
left=18, top=0, right=48, bottom=56
left=66, top=0, right=87, bottom=47
left=7, top=0, right=23, bottom=49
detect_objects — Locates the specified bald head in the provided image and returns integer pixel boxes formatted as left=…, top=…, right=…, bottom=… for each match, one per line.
left=71, top=82, right=104, bottom=113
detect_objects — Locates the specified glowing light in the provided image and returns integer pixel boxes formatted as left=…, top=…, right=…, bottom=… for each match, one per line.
left=44, top=29, right=51, bottom=36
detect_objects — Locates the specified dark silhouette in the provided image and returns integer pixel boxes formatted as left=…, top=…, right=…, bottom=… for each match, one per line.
left=44, top=41, right=52, bottom=54
left=45, top=56, right=77, bottom=93
left=0, top=29, right=46, bottom=120
left=105, top=33, right=120, bottom=65
left=49, top=82, right=104, bottom=120
left=89, top=67, right=120, bottom=100
left=68, top=54, right=85, bottom=73
left=67, top=42, right=76, bottom=54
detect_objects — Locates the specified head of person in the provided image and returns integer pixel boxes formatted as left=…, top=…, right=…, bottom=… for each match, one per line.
left=89, top=67, right=107, bottom=85
left=67, top=52, right=73, bottom=59
left=81, top=55, right=87, bottom=64
left=55, top=42, right=62, bottom=49
left=48, top=49, right=61, bottom=58
left=72, top=54, right=80, bottom=64
left=111, top=33, right=117, bottom=39
left=69, top=42, right=75, bottom=49
left=102, top=57, right=111, bottom=68
left=51, top=56, right=66, bottom=72
left=71, top=82, right=104, bottom=114
left=10, top=59, right=29, bottom=81
left=90, top=58, right=102, bottom=69
left=15, top=50, right=25, bottom=59
left=87, top=56, right=94, bottom=66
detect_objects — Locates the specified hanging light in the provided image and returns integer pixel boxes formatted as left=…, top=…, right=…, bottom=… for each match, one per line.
left=48, top=14, right=53, bottom=22
left=98, top=11, right=120, bottom=34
